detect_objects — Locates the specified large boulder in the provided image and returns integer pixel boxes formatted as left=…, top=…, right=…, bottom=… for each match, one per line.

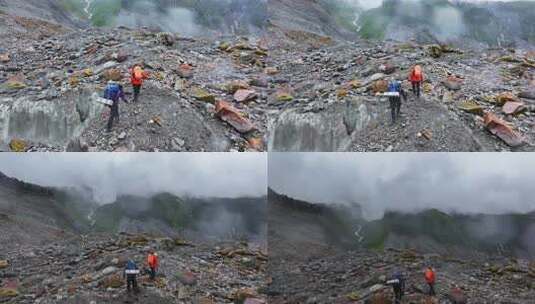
left=519, top=90, right=535, bottom=100
left=100, top=274, right=123, bottom=289
left=448, top=287, right=467, bottom=304
left=191, top=88, right=215, bottom=103
left=364, top=290, right=392, bottom=304
left=484, top=113, right=524, bottom=147
left=234, top=89, right=257, bottom=103
left=9, top=139, right=27, bottom=152
left=159, top=32, right=176, bottom=46
left=371, top=80, right=388, bottom=93
left=0, top=53, right=10, bottom=63
left=177, top=64, right=194, bottom=79
left=103, top=69, right=122, bottom=81
left=0, top=260, right=8, bottom=269
left=442, top=76, right=462, bottom=91
left=5, top=74, right=26, bottom=90
left=0, top=288, right=18, bottom=298
left=215, top=100, right=255, bottom=133
left=176, top=271, right=197, bottom=286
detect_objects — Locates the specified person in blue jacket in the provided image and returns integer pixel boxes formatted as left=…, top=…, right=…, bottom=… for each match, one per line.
left=103, top=81, right=128, bottom=132
left=123, top=259, right=139, bottom=293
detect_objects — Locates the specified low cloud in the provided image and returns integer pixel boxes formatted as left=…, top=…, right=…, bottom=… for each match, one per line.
left=114, top=1, right=200, bottom=36
left=269, top=153, right=535, bottom=220
left=0, top=153, right=266, bottom=204
left=102, top=0, right=267, bottom=36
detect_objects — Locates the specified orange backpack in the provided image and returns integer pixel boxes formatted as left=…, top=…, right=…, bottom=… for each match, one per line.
left=425, top=269, right=435, bottom=283
left=414, top=66, right=422, bottom=78
left=133, top=67, right=144, bottom=80
left=148, top=254, right=156, bottom=267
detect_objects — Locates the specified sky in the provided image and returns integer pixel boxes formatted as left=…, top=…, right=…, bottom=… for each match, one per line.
left=0, top=153, right=267, bottom=203
left=269, top=153, right=535, bottom=220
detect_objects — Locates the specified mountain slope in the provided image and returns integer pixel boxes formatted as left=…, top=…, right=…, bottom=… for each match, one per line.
left=93, top=194, right=267, bottom=242
left=0, top=0, right=83, bottom=28
left=268, top=0, right=358, bottom=40
left=0, top=172, right=266, bottom=244
left=269, top=0, right=535, bottom=47
left=61, top=0, right=268, bottom=35
left=0, top=172, right=96, bottom=246
left=364, top=209, right=535, bottom=258
left=269, top=189, right=535, bottom=258
left=357, top=0, right=535, bottom=47
left=268, top=189, right=362, bottom=259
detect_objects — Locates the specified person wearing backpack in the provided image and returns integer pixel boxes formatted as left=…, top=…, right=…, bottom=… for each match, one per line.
left=104, top=81, right=127, bottom=132
left=409, top=65, right=424, bottom=98
left=425, top=266, right=436, bottom=296
left=130, top=64, right=149, bottom=103
left=147, top=250, right=159, bottom=280
left=387, top=79, right=407, bottom=124
left=123, top=259, right=140, bottom=293
left=386, top=270, right=406, bottom=304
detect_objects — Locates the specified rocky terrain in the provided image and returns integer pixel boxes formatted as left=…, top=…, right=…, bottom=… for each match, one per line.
left=266, top=30, right=535, bottom=152
left=268, top=246, right=535, bottom=304
left=0, top=234, right=267, bottom=304
left=0, top=2, right=270, bottom=152
left=1, top=0, right=535, bottom=151
left=267, top=190, right=535, bottom=303
left=0, top=173, right=267, bottom=303
left=266, top=0, right=535, bottom=152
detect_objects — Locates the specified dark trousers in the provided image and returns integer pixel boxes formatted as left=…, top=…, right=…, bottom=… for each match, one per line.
left=133, top=85, right=141, bottom=102
left=390, top=96, right=401, bottom=123
left=393, top=285, right=402, bottom=304
left=149, top=267, right=156, bottom=280
left=126, top=275, right=138, bottom=292
left=107, top=102, right=119, bottom=131
left=428, top=283, right=436, bottom=296
left=412, top=81, right=421, bottom=98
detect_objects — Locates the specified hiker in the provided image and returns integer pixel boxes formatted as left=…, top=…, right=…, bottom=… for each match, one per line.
left=124, top=259, right=140, bottom=293
left=104, top=81, right=127, bottom=132
left=386, top=271, right=406, bottom=304
left=425, top=266, right=436, bottom=296
left=130, top=64, right=149, bottom=103
left=409, top=65, right=424, bottom=98
left=147, top=250, right=159, bottom=280
left=387, top=79, right=407, bottom=124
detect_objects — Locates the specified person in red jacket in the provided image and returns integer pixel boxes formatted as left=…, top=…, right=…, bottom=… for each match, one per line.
left=130, top=64, right=149, bottom=103
left=147, top=250, right=159, bottom=280
left=425, top=266, right=436, bottom=296
left=409, top=65, right=424, bottom=99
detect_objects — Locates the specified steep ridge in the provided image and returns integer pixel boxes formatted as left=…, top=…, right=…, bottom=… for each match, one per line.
left=0, top=0, right=84, bottom=29
left=0, top=172, right=266, bottom=244
left=0, top=172, right=96, bottom=244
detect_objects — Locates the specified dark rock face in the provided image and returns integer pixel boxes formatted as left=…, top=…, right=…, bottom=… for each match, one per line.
left=0, top=0, right=86, bottom=29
